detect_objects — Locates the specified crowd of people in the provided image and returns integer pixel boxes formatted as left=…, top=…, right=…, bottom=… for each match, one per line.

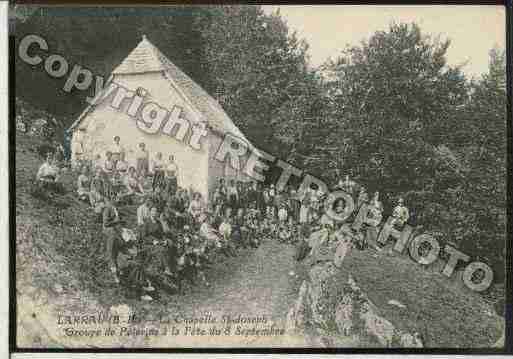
left=35, top=136, right=411, bottom=302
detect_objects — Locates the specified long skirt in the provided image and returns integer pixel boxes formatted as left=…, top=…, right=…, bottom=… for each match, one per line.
left=153, top=170, right=165, bottom=191
left=228, top=194, right=238, bottom=211
left=365, top=225, right=379, bottom=244
left=103, top=226, right=122, bottom=269
left=136, top=158, right=149, bottom=177
left=126, top=240, right=168, bottom=287
left=299, top=205, right=309, bottom=223
left=294, top=239, right=311, bottom=261
left=278, top=208, right=288, bottom=222
left=165, top=177, right=178, bottom=197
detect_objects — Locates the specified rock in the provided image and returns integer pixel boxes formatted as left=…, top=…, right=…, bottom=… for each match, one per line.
left=334, top=239, right=352, bottom=268
left=335, top=294, right=354, bottom=336
left=360, top=307, right=396, bottom=347
left=309, top=262, right=337, bottom=327
left=387, top=299, right=406, bottom=309
left=309, top=261, right=337, bottom=284
left=307, top=229, right=329, bottom=252
left=399, top=332, right=424, bottom=348
left=287, top=253, right=424, bottom=348
left=310, top=241, right=338, bottom=264
left=286, top=281, right=311, bottom=333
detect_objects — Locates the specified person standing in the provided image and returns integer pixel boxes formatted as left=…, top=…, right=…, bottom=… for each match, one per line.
left=135, top=142, right=149, bottom=178
left=151, top=152, right=166, bottom=192
left=299, top=187, right=312, bottom=224
left=268, top=184, right=276, bottom=218
left=215, top=179, right=227, bottom=210
left=227, top=179, right=239, bottom=212
left=63, top=130, right=72, bottom=163
left=53, top=139, right=65, bottom=165
left=102, top=197, right=121, bottom=284
left=289, top=189, right=301, bottom=223
left=236, top=181, right=245, bottom=210
left=90, top=168, right=105, bottom=196
left=246, top=182, right=257, bottom=209
left=255, top=183, right=266, bottom=219
left=102, top=151, right=116, bottom=199
left=110, top=136, right=124, bottom=165
left=357, top=186, right=369, bottom=210
left=277, top=193, right=289, bottom=224
left=341, top=175, right=357, bottom=196
left=114, top=152, right=129, bottom=195
left=170, top=190, right=187, bottom=229
left=72, top=128, right=86, bottom=170
left=164, top=155, right=179, bottom=196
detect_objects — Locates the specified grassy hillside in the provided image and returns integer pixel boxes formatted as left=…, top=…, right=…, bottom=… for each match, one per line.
left=16, top=132, right=119, bottom=299
left=337, top=248, right=504, bottom=348
left=14, top=104, right=504, bottom=348
left=15, top=129, right=308, bottom=349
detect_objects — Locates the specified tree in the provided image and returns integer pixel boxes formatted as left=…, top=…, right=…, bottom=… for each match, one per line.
left=454, top=48, right=507, bottom=281
left=197, top=6, right=319, bottom=158
left=316, top=24, right=506, bottom=282
left=14, top=5, right=318, bottom=165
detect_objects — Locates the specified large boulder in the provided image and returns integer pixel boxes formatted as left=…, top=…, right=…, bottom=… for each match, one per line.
left=334, top=293, right=354, bottom=336
left=309, top=262, right=338, bottom=328
left=287, top=227, right=425, bottom=348
left=286, top=281, right=312, bottom=333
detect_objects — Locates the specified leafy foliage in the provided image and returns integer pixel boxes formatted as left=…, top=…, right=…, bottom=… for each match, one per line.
left=13, top=10, right=507, bottom=282
left=307, top=24, right=505, bottom=281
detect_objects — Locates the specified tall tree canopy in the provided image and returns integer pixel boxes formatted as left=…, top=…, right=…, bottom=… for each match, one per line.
left=318, top=23, right=468, bottom=190
left=14, top=5, right=319, bottom=157
left=14, top=10, right=507, bottom=281
left=289, top=23, right=506, bottom=280
left=454, top=48, right=507, bottom=279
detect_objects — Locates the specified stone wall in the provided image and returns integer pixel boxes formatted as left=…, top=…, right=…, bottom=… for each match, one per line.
left=286, top=226, right=423, bottom=348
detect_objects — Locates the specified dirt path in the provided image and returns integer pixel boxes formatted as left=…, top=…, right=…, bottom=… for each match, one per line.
left=109, top=240, right=310, bottom=347
left=160, top=240, right=305, bottom=325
